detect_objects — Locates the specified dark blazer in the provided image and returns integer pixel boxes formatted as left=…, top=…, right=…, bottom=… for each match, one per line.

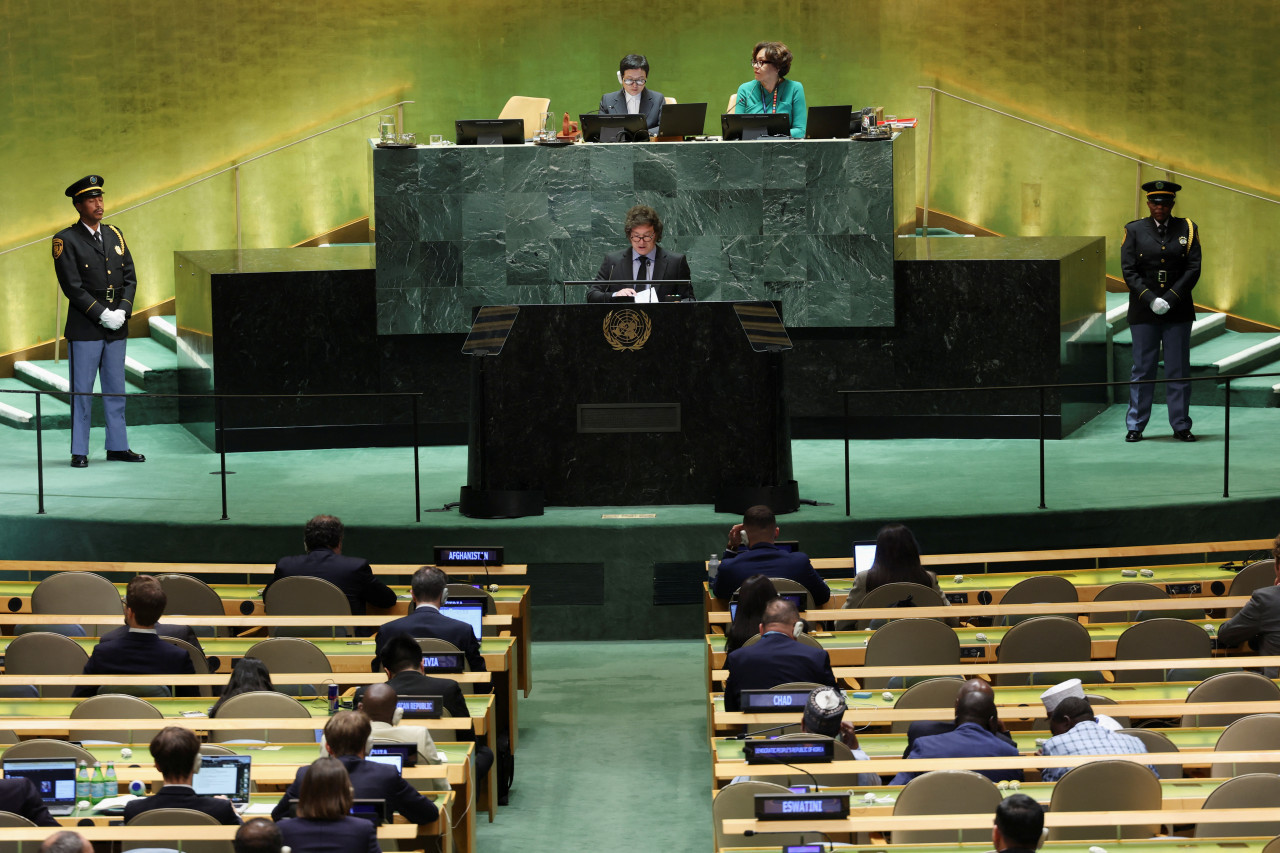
left=385, top=670, right=495, bottom=780
left=902, top=719, right=1015, bottom=758
left=597, top=87, right=665, bottom=136
left=374, top=605, right=486, bottom=677
left=0, top=778, right=58, bottom=826
left=1219, top=583, right=1280, bottom=676
left=1121, top=215, right=1200, bottom=325
left=890, top=721, right=1022, bottom=786
left=723, top=631, right=835, bottom=711
left=101, top=622, right=205, bottom=656
left=272, top=754, right=437, bottom=825
left=587, top=247, right=693, bottom=303
left=270, top=548, right=397, bottom=618
left=713, top=543, right=831, bottom=605
left=124, top=785, right=241, bottom=825
left=278, top=816, right=380, bottom=853
left=52, top=221, right=137, bottom=342
left=72, top=629, right=196, bottom=697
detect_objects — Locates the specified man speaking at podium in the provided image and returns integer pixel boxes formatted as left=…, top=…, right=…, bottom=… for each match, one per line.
left=588, top=204, right=693, bottom=303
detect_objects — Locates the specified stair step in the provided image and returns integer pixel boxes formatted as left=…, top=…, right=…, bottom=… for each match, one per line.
left=0, top=379, right=72, bottom=429
left=10, top=358, right=175, bottom=427
left=149, top=315, right=178, bottom=352
left=14, top=360, right=70, bottom=395
left=1191, top=332, right=1280, bottom=369
left=1215, top=334, right=1280, bottom=375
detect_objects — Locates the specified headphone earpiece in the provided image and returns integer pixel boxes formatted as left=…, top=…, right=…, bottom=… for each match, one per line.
left=617, top=70, right=624, bottom=85
left=793, top=620, right=803, bottom=638
left=391, top=706, right=404, bottom=726
left=191, top=752, right=202, bottom=776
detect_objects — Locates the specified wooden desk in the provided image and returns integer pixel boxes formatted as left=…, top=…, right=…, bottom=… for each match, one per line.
left=0, top=631, right=520, bottom=753
left=722, top=843, right=1272, bottom=853
left=0, top=574, right=535, bottom=699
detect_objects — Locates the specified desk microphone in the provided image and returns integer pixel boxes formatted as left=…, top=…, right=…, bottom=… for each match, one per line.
left=733, top=721, right=798, bottom=739
left=750, top=750, right=821, bottom=791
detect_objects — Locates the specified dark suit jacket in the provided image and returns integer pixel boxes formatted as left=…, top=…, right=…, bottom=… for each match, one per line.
left=890, top=721, right=1022, bottom=785
left=723, top=631, right=835, bottom=711
left=278, top=816, right=379, bottom=853
left=0, top=778, right=58, bottom=826
left=72, top=629, right=197, bottom=697
left=270, top=548, right=397, bottom=618
left=713, top=543, right=831, bottom=605
left=272, top=754, right=437, bottom=824
left=902, top=719, right=1016, bottom=758
left=597, top=87, right=665, bottom=136
left=385, top=670, right=494, bottom=779
left=101, top=622, right=204, bottom=656
left=1121, top=215, right=1200, bottom=325
left=1219, top=583, right=1280, bottom=676
left=124, top=785, right=241, bottom=825
left=52, top=221, right=137, bottom=342
left=374, top=605, right=487, bottom=678
left=587, top=247, right=694, bottom=303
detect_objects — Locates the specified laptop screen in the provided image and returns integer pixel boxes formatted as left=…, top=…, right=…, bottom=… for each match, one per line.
left=853, top=541, right=877, bottom=575
left=365, top=752, right=404, bottom=773
left=730, top=591, right=805, bottom=621
left=440, top=602, right=484, bottom=639
left=192, top=754, right=252, bottom=803
left=3, top=759, right=78, bottom=807
left=369, top=742, right=417, bottom=767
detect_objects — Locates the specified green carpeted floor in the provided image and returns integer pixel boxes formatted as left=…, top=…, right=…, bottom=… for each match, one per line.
left=476, top=641, right=711, bottom=852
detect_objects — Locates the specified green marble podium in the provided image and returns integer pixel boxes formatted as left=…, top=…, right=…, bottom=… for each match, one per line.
left=372, top=135, right=914, bottom=334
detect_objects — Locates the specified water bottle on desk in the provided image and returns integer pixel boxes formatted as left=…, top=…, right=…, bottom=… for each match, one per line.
left=75, top=760, right=90, bottom=804
left=708, top=553, right=721, bottom=581
left=105, top=762, right=117, bottom=797
left=89, top=763, right=105, bottom=804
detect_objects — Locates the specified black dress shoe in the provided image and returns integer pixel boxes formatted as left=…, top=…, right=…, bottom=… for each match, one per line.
left=106, top=449, right=146, bottom=462
left=1125, top=430, right=1143, bottom=443
left=1173, top=429, right=1198, bottom=442
left=70, top=455, right=88, bottom=468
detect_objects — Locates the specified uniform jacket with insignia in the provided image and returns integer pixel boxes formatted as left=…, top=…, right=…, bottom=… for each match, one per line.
left=1121, top=215, right=1200, bottom=325
left=51, top=221, right=137, bottom=342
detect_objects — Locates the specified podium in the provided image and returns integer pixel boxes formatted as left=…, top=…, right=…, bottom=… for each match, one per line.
left=459, top=302, right=798, bottom=518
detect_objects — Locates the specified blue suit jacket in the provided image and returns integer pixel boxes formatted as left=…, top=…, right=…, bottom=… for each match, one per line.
left=723, top=632, right=835, bottom=711
left=272, top=754, right=437, bottom=824
left=597, top=87, right=665, bottom=136
left=278, top=816, right=380, bottom=853
left=0, top=778, right=57, bottom=827
left=713, top=543, right=831, bottom=605
left=73, top=629, right=196, bottom=697
left=270, top=548, right=397, bottom=619
left=374, top=605, right=486, bottom=677
left=124, top=785, right=241, bottom=825
left=891, top=722, right=1022, bottom=785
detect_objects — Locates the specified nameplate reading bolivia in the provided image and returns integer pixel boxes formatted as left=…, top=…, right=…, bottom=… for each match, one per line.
left=602, top=308, right=652, bottom=352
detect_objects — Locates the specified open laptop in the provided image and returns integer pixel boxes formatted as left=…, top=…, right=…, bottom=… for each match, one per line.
left=2, top=758, right=78, bottom=816
left=579, top=113, right=649, bottom=142
left=191, top=753, right=252, bottom=809
left=729, top=591, right=805, bottom=619
left=440, top=596, right=487, bottom=640
left=853, top=540, right=877, bottom=574
left=656, top=103, right=708, bottom=138
left=370, top=741, right=418, bottom=767
left=805, top=105, right=853, bottom=139
left=364, top=751, right=404, bottom=773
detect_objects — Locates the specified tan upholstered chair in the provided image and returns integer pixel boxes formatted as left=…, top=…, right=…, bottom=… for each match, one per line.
left=1183, top=672, right=1280, bottom=727
left=209, top=690, right=311, bottom=743
left=893, top=769, right=1001, bottom=844
left=712, top=781, right=809, bottom=851
left=1047, top=759, right=1161, bottom=840
left=2, top=739, right=94, bottom=764
left=994, top=616, right=1091, bottom=686
left=863, top=618, right=960, bottom=689
left=1118, top=727, right=1183, bottom=779
left=70, top=693, right=164, bottom=744
left=890, top=677, right=965, bottom=733
left=498, top=96, right=550, bottom=139
left=157, top=574, right=227, bottom=637
left=124, top=807, right=231, bottom=853
left=4, top=632, right=89, bottom=698
left=263, top=576, right=352, bottom=638
left=1114, top=617, right=1213, bottom=682
left=1194, top=773, right=1280, bottom=837
left=998, top=574, right=1078, bottom=625
left=245, top=637, right=332, bottom=699
left=1211, top=714, right=1280, bottom=776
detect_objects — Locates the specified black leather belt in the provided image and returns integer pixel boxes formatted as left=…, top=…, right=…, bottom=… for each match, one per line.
left=89, top=288, right=117, bottom=301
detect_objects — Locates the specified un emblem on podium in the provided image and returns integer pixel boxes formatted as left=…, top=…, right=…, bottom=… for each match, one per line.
left=602, top=309, right=652, bottom=352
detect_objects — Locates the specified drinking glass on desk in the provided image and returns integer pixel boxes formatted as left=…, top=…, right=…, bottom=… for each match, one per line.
left=378, top=114, right=397, bottom=143
left=538, top=111, right=553, bottom=141
left=429, top=134, right=444, bottom=146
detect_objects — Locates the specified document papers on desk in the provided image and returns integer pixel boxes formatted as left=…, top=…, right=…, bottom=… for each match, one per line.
left=634, top=286, right=658, bottom=303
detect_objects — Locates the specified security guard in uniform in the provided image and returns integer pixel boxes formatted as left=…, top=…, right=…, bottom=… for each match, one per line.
left=52, top=175, right=145, bottom=467
left=1121, top=179, right=1201, bottom=443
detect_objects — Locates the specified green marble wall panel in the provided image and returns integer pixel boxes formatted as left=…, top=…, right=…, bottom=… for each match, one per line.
left=374, top=136, right=910, bottom=334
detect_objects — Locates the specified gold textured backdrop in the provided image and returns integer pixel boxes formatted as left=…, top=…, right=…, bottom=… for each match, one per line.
left=2, top=0, right=1276, bottom=356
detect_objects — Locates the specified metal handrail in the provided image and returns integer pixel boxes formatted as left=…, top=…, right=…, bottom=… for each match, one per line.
left=839, top=369, right=1280, bottom=516
left=915, top=85, right=1279, bottom=230
left=0, top=387, right=424, bottom=522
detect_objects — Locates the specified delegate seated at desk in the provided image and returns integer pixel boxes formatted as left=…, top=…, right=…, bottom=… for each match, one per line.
left=124, top=727, right=241, bottom=825
left=587, top=205, right=693, bottom=303
left=735, top=40, right=807, bottom=139
left=73, top=575, right=196, bottom=697
left=723, top=599, right=835, bottom=711
left=598, top=53, right=664, bottom=138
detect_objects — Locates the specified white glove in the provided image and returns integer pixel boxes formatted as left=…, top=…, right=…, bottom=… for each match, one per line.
left=99, top=309, right=125, bottom=331
left=1151, top=297, right=1171, bottom=316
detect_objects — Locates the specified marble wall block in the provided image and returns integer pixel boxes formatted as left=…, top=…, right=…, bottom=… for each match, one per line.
left=373, top=135, right=911, bottom=333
